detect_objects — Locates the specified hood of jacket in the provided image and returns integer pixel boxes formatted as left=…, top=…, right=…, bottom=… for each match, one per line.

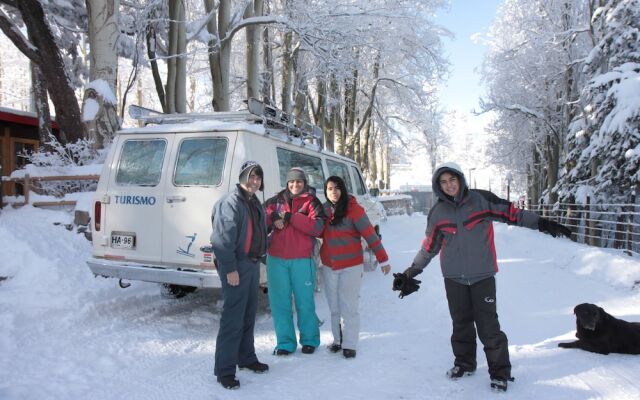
left=431, top=161, right=468, bottom=204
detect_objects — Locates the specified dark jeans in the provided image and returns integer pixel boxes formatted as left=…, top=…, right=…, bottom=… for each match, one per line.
left=214, top=259, right=260, bottom=377
left=444, top=276, right=511, bottom=380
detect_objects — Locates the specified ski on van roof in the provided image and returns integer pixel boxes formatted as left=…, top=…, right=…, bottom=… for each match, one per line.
left=127, top=98, right=324, bottom=150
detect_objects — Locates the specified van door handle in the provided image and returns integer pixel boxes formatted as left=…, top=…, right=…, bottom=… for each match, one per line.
left=166, top=196, right=186, bottom=203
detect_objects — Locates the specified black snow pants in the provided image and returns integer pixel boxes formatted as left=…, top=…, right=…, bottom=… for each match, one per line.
left=214, top=258, right=260, bottom=377
left=444, top=276, right=511, bottom=380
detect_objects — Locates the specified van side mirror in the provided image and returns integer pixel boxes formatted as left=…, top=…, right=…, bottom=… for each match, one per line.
left=369, top=188, right=379, bottom=197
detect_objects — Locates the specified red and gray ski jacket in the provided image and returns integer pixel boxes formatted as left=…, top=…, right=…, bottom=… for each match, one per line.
left=412, top=165, right=539, bottom=283
left=320, top=196, right=389, bottom=270
left=265, top=188, right=325, bottom=259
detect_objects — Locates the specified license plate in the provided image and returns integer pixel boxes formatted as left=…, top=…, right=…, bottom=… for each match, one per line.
left=111, top=233, right=135, bottom=249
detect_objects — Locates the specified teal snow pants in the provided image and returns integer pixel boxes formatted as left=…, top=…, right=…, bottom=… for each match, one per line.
left=266, top=255, right=320, bottom=352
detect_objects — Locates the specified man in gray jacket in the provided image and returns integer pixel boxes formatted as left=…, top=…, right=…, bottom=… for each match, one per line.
left=211, top=161, right=268, bottom=390
left=393, top=162, right=570, bottom=392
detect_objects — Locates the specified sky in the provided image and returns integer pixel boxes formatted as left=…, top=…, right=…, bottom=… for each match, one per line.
left=392, top=1, right=506, bottom=191
left=435, top=0, right=505, bottom=114
left=2, top=206, right=640, bottom=399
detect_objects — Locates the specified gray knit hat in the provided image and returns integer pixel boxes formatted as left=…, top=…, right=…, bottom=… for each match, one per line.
left=286, top=167, right=307, bottom=183
left=239, top=160, right=264, bottom=191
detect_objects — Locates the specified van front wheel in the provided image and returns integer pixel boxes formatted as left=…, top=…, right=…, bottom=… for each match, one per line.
left=161, top=284, right=197, bottom=299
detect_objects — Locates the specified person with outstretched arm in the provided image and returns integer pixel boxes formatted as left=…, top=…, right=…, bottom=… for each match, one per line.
left=393, top=162, right=570, bottom=393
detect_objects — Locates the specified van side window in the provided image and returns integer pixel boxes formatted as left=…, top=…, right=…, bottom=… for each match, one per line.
left=276, top=148, right=325, bottom=189
left=116, top=139, right=167, bottom=186
left=326, top=159, right=353, bottom=193
left=174, top=138, right=227, bottom=186
left=350, top=166, right=367, bottom=195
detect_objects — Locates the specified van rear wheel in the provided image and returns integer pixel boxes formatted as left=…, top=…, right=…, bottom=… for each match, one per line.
left=161, top=284, right=197, bottom=299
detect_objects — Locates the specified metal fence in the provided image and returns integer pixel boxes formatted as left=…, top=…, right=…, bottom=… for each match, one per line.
left=531, top=199, right=640, bottom=256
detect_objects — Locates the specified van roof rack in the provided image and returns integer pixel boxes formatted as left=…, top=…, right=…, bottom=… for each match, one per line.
left=128, top=98, right=324, bottom=149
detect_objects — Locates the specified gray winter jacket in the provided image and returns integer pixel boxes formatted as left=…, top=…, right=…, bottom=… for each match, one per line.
left=411, top=164, right=539, bottom=284
left=210, top=184, right=267, bottom=274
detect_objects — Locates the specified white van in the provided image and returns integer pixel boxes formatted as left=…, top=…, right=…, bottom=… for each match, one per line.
left=87, top=99, right=384, bottom=295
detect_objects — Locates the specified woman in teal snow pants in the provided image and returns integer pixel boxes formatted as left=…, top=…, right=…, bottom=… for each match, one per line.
left=264, top=168, right=326, bottom=355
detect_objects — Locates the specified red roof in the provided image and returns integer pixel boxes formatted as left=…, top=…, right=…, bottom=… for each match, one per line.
left=0, top=107, right=59, bottom=129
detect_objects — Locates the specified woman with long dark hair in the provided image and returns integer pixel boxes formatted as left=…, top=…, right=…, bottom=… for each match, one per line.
left=319, top=175, right=392, bottom=359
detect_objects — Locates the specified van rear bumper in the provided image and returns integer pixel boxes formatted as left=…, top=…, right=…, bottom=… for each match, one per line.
left=87, top=257, right=221, bottom=288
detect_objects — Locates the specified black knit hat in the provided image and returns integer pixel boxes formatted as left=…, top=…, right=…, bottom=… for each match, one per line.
left=239, top=160, right=264, bottom=191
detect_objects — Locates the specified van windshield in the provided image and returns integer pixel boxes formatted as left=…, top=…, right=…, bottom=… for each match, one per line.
left=116, top=139, right=167, bottom=186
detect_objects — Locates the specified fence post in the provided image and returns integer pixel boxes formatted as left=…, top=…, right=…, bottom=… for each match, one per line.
left=587, top=196, right=600, bottom=247
left=628, top=187, right=639, bottom=256
left=566, top=202, right=576, bottom=240
left=587, top=195, right=596, bottom=246
left=24, top=174, right=30, bottom=205
left=615, top=206, right=625, bottom=250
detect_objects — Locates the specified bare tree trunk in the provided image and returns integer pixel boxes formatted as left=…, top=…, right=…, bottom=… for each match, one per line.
left=330, top=74, right=343, bottom=154
left=369, top=127, right=378, bottom=187
left=314, top=77, right=329, bottom=133
left=355, top=54, right=380, bottom=172
left=30, top=61, right=53, bottom=149
left=281, top=31, right=293, bottom=112
left=343, top=52, right=359, bottom=158
left=206, top=0, right=231, bottom=111
left=0, top=52, right=3, bottom=105
left=528, top=145, right=541, bottom=208
left=83, top=0, right=120, bottom=149
left=5, top=0, right=86, bottom=143
left=136, top=79, right=144, bottom=127
left=292, top=46, right=309, bottom=122
left=188, top=75, right=196, bottom=112
left=360, top=118, right=372, bottom=179
left=261, top=13, right=275, bottom=104
left=246, top=0, right=263, bottom=101
left=547, top=133, right=559, bottom=204
left=383, top=138, right=390, bottom=189
left=146, top=26, right=166, bottom=112
left=166, top=0, right=186, bottom=113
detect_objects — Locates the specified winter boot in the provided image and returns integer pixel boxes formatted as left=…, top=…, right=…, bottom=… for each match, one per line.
left=327, top=343, right=342, bottom=353
left=343, top=349, right=356, bottom=358
left=446, top=365, right=475, bottom=380
left=238, top=360, right=269, bottom=373
left=301, top=345, right=316, bottom=354
left=490, top=377, right=514, bottom=392
left=217, top=375, right=240, bottom=390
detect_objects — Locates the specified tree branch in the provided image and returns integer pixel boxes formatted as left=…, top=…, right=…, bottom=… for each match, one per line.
left=0, top=0, right=19, bottom=8
left=220, top=15, right=284, bottom=48
left=0, top=8, right=40, bottom=63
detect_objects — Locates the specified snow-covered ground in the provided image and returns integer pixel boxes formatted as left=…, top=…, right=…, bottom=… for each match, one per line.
left=1, top=206, right=640, bottom=399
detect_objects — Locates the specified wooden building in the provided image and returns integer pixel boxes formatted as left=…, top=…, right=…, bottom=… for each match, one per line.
left=0, top=107, right=59, bottom=196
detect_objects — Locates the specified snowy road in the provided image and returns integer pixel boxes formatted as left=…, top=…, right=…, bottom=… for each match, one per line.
left=1, top=206, right=640, bottom=399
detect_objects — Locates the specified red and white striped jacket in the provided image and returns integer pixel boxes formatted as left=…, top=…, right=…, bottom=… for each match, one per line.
left=320, top=196, right=389, bottom=270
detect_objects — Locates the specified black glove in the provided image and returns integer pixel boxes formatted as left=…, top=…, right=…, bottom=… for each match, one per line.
left=404, top=265, right=423, bottom=278
left=282, top=212, right=292, bottom=223
left=392, top=272, right=422, bottom=298
left=538, top=218, right=571, bottom=238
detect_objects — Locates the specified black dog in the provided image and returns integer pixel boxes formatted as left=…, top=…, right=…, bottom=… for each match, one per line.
left=558, top=303, right=640, bottom=355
